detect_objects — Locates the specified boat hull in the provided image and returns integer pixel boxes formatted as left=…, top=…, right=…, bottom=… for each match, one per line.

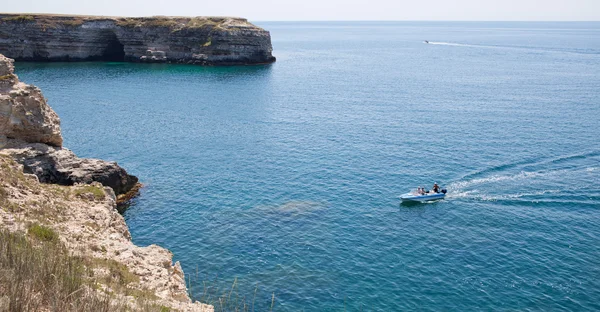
left=400, top=193, right=445, bottom=202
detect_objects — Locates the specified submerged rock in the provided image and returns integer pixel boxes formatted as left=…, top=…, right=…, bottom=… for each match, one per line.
left=0, top=14, right=275, bottom=65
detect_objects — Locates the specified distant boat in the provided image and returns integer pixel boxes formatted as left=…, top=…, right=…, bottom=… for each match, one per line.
left=400, top=189, right=446, bottom=202
left=424, top=40, right=430, bottom=44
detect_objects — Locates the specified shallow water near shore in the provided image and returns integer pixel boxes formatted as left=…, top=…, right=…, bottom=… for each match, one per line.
left=15, top=22, right=600, bottom=311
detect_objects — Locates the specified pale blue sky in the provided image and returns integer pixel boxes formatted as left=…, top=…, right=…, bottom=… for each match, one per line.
left=4, top=0, right=599, bottom=21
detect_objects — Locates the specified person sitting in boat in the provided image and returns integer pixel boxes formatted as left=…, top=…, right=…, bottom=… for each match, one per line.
left=418, top=187, right=425, bottom=195
left=432, top=183, right=440, bottom=193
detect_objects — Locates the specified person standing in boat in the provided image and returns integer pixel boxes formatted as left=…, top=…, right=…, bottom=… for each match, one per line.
left=432, top=183, right=440, bottom=193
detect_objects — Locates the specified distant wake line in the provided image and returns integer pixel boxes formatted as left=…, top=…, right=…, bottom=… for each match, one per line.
left=426, top=41, right=473, bottom=47
left=424, top=41, right=600, bottom=56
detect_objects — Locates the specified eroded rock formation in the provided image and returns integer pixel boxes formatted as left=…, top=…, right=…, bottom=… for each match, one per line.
left=0, top=14, right=275, bottom=65
left=0, top=54, right=137, bottom=196
left=0, top=54, right=62, bottom=147
left=0, top=156, right=213, bottom=311
left=0, top=53, right=212, bottom=310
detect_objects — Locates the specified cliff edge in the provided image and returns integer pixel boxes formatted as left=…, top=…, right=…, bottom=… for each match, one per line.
left=0, top=156, right=212, bottom=311
left=0, top=54, right=212, bottom=310
left=0, top=14, right=275, bottom=65
left=0, top=54, right=138, bottom=196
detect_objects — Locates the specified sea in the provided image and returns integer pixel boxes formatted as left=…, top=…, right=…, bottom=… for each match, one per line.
left=15, top=22, right=600, bottom=311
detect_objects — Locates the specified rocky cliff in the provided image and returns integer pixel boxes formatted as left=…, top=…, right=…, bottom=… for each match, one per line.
left=0, top=156, right=212, bottom=311
left=0, top=53, right=212, bottom=310
left=0, top=54, right=137, bottom=196
left=0, top=14, right=275, bottom=65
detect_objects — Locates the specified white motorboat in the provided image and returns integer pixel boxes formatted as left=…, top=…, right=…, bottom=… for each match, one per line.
left=400, top=189, right=446, bottom=202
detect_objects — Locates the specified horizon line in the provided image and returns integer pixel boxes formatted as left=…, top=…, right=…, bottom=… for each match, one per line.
left=252, top=20, right=600, bottom=23
left=1, top=13, right=599, bottom=23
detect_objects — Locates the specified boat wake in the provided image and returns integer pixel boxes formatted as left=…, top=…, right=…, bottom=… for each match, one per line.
left=445, top=151, right=600, bottom=206
left=425, top=41, right=473, bottom=47
left=424, top=41, right=600, bottom=56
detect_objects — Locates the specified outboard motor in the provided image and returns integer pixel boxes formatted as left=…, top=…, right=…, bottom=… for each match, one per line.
left=441, top=189, right=447, bottom=194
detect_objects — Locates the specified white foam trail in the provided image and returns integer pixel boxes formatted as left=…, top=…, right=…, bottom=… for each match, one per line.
left=426, top=41, right=471, bottom=47
left=446, top=168, right=598, bottom=202
left=425, top=41, right=600, bottom=56
left=448, top=171, right=542, bottom=190
left=449, top=166, right=598, bottom=191
left=448, top=189, right=565, bottom=202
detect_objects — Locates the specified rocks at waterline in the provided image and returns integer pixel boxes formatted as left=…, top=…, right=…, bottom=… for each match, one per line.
left=0, top=54, right=137, bottom=196
left=2, top=140, right=138, bottom=196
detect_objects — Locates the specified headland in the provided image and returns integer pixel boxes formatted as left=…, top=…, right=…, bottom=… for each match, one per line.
left=0, top=14, right=275, bottom=65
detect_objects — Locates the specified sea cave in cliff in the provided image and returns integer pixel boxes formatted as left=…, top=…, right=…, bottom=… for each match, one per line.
left=101, top=31, right=125, bottom=62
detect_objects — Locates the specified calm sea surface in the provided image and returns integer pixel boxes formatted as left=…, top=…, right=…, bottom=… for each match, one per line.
left=16, top=22, right=600, bottom=311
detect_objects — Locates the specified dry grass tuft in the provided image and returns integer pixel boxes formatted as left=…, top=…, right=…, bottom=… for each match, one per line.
left=0, top=230, right=170, bottom=311
left=73, top=185, right=106, bottom=201
left=0, top=229, right=113, bottom=311
left=1, top=15, right=35, bottom=23
left=0, top=156, right=170, bottom=311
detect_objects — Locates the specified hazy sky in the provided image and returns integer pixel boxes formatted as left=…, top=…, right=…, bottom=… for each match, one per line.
left=4, top=0, right=600, bottom=21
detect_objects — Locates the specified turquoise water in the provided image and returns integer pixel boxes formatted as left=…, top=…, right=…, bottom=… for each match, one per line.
left=15, top=22, right=600, bottom=311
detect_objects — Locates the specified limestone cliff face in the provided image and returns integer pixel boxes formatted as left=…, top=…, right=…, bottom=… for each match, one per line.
left=0, top=55, right=62, bottom=147
left=0, top=156, right=212, bottom=311
left=0, top=54, right=137, bottom=196
left=0, top=14, right=275, bottom=65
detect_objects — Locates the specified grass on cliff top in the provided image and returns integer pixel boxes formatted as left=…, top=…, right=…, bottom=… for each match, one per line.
left=1, top=15, right=35, bottom=23
left=1, top=14, right=86, bottom=28
left=0, top=156, right=169, bottom=311
left=0, top=229, right=109, bottom=311
left=1, top=14, right=246, bottom=30
left=116, top=17, right=179, bottom=29
left=0, top=228, right=171, bottom=311
left=115, top=16, right=227, bottom=31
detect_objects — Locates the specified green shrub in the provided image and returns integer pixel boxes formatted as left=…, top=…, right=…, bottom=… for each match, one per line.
left=28, top=223, right=58, bottom=242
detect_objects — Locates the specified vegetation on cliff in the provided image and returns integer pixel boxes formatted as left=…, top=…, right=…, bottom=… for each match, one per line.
left=0, top=154, right=212, bottom=311
left=0, top=14, right=85, bottom=28
left=0, top=14, right=230, bottom=31
left=0, top=156, right=167, bottom=311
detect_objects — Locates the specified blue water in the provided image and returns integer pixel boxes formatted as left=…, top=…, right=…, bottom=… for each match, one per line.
left=15, top=22, right=600, bottom=311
